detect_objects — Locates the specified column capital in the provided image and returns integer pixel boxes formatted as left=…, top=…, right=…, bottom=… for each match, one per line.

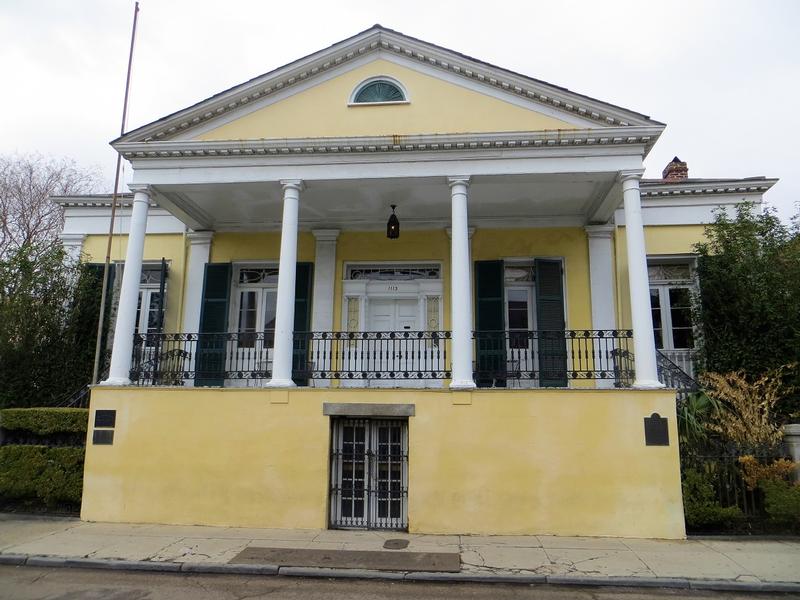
left=445, top=226, right=475, bottom=240
left=447, top=176, right=471, bottom=188
left=127, top=183, right=153, bottom=195
left=280, top=179, right=305, bottom=192
left=584, top=224, right=616, bottom=239
left=618, top=169, right=645, bottom=183
left=312, top=229, right=340, bottom=242
left=186, top=230, right=214, bottom=245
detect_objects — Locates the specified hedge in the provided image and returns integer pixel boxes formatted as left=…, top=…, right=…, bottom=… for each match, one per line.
left=0, top=445, right=84, bottom=507
left=0, top=408, right=88, bottom=435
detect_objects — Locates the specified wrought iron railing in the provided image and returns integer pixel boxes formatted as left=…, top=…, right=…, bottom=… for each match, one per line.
left=293, top=331, right=451, bottom=381
left=657, top=349, right=699, bottom=403
left=473, top=329, right=635, bottom=387
left=130, top=331, right=451, bottom=385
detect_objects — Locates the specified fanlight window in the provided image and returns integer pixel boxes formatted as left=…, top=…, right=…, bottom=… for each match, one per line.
left=353, top=80, right=406, bottom=103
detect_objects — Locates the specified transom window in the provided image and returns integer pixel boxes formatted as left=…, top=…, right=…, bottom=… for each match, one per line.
left=346, top=264, right=440, bottom=281
left=351, top=78, right=407, bottom=104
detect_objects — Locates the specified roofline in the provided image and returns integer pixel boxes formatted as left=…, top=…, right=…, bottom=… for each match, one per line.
left=640, top=177, right=778, bottom=197
left=115, top=25, right=662, bottom=146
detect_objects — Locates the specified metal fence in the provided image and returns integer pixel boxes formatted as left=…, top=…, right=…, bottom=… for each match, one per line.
left=130, top=330, right=639, bottom=387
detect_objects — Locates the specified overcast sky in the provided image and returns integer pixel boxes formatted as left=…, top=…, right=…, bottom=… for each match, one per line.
left=1, top=0, right=798, bottom=220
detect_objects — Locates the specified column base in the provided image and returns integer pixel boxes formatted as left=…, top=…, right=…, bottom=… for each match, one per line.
left=633, top=379, right=666, bottom=390
left=449, top=380, right=477, bottom=390
left=264, top=379, right=297, bottom=388
left=99, top=376, right=132, bottom=386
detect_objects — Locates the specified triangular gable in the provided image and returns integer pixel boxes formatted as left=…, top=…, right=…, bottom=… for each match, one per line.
left=191, top=58, right=579, bottom=141
left=116, top=25, right=662, bottom=146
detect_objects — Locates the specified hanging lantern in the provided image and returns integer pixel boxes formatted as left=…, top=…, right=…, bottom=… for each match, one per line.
left=386, top=204, right=400, bottom=239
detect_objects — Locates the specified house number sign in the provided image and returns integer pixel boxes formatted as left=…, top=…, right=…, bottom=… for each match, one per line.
left=387, top=285, right=399, bottom=291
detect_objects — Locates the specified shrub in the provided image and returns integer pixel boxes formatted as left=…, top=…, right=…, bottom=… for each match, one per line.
left=761, top=479, right=800, bottom=529
left=682, top=468, right=743, bottom=530
left=700, top=366, right=795, bottom=452
left=0, top=445, right=84, bottom=507
left=0, top=408, right=88, bottom=435
left=738, top=455, right=796, bottom=491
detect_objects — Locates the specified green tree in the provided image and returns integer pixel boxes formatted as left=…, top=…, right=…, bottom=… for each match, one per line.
left=0, top=244, right=103, bottom=408
left=694, top=204, right=800, bottom=421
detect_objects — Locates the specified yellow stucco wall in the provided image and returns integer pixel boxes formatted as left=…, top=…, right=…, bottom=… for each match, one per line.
left=616, top=225, right=707, bottom=329
left=196, top=59, right=578, bottom=141
left=83, top=386, right=685, bottom=538
left=81, top=233, right=187, bottom=333
left=209, top=232, right=316, bottom=264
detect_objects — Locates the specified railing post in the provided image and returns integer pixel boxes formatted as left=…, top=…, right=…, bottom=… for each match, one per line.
left=620, top=170, right=664, bottom=389
left=448, top=177, right=476, bottom=389
left=101, top=184, right=151, bottom=386
left=267, top=180, right=303, bottom=387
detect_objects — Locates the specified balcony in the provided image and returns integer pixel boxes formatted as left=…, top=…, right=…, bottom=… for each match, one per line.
left=129, top=329, right=634, bottom=388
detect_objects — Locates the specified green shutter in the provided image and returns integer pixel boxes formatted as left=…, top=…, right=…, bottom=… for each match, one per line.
left=195, top=263, right=231, bottom=387
left=292, top=262, right=314, bottom=386
left=535, top=259, right=567, bottom=387
left=474, top=260, right=506, bottom=388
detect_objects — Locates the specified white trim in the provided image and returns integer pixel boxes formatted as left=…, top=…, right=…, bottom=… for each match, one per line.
left=62, top=205, right=185, bottom=236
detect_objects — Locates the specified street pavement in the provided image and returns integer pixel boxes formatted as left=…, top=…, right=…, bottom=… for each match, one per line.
left=1, top=566, right=794, bottom=600
left=1, top=514, right=799, bottom=593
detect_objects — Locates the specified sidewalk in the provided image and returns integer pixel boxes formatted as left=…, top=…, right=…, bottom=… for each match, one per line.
left=1, top=514, right=799, bottom=592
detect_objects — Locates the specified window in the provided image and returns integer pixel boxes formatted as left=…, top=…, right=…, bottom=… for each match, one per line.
left=233, top=266, right=278, bottom=349
left=134, top=264, right=167, bottom=336
left=648, top=261, right=695, bottom=351
left=351, top=78, right=407, bottom=104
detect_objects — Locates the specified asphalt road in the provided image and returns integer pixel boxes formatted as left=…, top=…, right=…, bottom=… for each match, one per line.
left=1, top=566, right=797, bottom=600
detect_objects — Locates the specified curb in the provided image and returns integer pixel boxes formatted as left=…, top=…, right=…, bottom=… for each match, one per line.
left=4, top=554, right=800, bottom=593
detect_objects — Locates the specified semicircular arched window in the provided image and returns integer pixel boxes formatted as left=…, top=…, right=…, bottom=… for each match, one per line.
left=353, top=80, right=406, bottom=103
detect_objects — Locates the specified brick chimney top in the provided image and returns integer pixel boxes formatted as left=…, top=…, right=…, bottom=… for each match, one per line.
left=662, top=156, right=688, bottom=181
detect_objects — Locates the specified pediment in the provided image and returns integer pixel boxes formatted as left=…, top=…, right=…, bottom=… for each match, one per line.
left=115, top=26, right=662, bottom=148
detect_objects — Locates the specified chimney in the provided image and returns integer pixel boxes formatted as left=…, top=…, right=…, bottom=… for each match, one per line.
left=662, top=156, right=688, bottom=181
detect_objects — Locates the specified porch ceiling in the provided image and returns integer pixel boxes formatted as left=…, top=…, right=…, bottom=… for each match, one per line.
left=152, top=172, right=620, bottom=231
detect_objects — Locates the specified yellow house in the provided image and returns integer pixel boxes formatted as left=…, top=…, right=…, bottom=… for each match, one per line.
left=54, top=26, right=776, bottom=539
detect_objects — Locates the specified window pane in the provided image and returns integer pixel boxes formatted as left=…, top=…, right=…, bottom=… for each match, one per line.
left=147, top=292, right=162, bottom=333
left=671, top=307, right=693, bottom=328
left=669, top=287, right=692, bottom=308
left=135, top=292, right=144, bottom=334
left=672, top=328, right=694, bottom=349
left=507, top=289, right=529, bottom=330
left=238, top=291, right=257, bottom=348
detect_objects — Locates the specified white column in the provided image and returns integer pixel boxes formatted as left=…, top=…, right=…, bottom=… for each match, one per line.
left=182, top=231, right=214, bottom=333
left=101, top=185, right=151, bottom=385
left=621, top=171, right=663, bottom=389
left=59, top=233, right=86, bottom=263
left=448, top=177, right=476, bottom=390
left=310, top=229, right=339, bottom=332
left=266, top=180, right=303, bottom=387
left=586, top=224, right=618, bottom=389
left=311, top=229, right=339, bottom=389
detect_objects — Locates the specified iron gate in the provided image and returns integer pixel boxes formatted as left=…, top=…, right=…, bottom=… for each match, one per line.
left=329, top=418, right=408, bottom=530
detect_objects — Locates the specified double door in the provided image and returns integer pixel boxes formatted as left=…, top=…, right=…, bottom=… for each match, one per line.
left=329, top=418, right=408, bottom=530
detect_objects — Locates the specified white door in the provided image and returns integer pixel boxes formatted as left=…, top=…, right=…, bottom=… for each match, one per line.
left=366, top=299, right=419, bottom=387
left=229, top=288, right=276, bottom=386
left=506, top=286, right=536, bottom=387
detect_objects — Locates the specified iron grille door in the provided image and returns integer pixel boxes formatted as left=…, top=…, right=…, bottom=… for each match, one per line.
left=330, top=418, right=408, bottom=530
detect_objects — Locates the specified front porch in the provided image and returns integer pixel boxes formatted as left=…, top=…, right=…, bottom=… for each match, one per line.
left=129, top=328, right=635, bottom=389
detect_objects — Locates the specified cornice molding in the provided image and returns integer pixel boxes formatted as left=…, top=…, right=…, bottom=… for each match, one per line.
left=116, top=127, right=660, bottom=161
left=585, top=224, right=616, bottom=238
left=312, top=229, right=341, bottom=241
left=115, top=28, right=660, bottom=146
left=186, top=230, right=214, bottom=244
left=640, top=179, right=778, bottom=197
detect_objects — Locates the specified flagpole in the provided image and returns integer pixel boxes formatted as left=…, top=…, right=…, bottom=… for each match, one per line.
left=92, top=1, right=140, bottom=384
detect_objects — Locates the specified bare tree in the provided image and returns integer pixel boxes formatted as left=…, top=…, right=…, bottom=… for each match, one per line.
left=0, top=154, right=103, bottom=258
